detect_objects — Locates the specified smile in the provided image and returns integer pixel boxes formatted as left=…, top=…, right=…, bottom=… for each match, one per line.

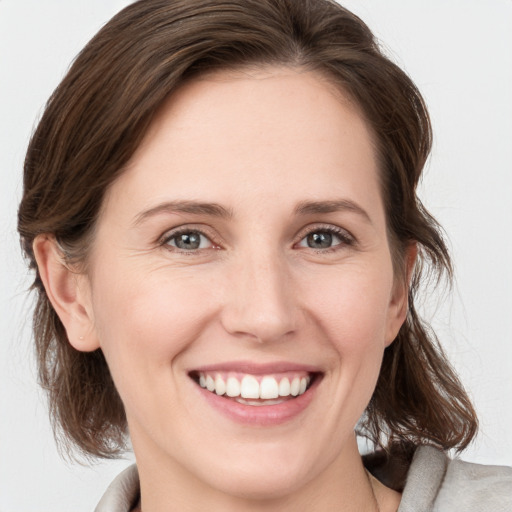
left=188, top=364, right=322, bottom=426
left=195, top=372, right=312, bottom=404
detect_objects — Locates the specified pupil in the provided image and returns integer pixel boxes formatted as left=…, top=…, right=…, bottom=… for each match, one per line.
left=308, top=232, right=332, bottom=249
left=176, top=232, right=200, bottom=250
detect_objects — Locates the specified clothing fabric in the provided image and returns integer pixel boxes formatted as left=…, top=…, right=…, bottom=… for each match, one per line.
left=94, top=446, right=512, bottom=511
left=397, top=446, right=512, bottom=511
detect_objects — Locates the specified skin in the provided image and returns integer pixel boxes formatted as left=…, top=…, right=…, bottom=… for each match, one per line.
left=35, top=67, right=410, bottom=511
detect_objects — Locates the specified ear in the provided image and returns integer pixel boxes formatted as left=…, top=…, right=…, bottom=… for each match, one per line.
left=385, top=242, right=417, bottom=346
left=33, top=235, right=100, bottom=352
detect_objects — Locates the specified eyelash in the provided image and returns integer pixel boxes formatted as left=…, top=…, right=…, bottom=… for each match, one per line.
left=296, top=224, right=355, bottom=253
left=159, top=226, right=220, bottom=253
left=159, top=224, right=355, bottom=254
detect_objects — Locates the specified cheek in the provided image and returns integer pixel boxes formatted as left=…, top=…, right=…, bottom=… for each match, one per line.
left=302, top=263, right=394, bottom=350
left=88, top=266, right=222, bottom=438
left=89, top=265, right=217, bottom=378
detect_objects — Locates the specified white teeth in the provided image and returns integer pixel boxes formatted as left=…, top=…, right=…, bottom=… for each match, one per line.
left=260, top=376, right=279, bottom=399
left=206, top=374, right=215, bottom=392
left=290, top=377, right=301, bottom=396
left=196, top=372, right=312, bottom=400
left=215, top=374, right=226, bottom=395
left=278, top=377, right=291, bottom=396
left=299, top=377, right=308, bottom=395
left=225, top=376, right=241, bottom=397
left=240, top=375, right=260, bottom=399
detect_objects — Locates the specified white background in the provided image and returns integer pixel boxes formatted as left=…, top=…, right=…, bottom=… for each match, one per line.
left=1, top=1, right=511, bottom=510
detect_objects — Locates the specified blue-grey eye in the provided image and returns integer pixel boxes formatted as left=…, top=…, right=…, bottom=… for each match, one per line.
left=299, top=230, right=343, bottom=249
left=167, top=231, right=210, bottom=250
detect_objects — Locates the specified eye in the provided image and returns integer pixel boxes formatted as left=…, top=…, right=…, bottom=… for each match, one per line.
left=297, top=227, right=353, bottom=250
left=163, top=230, right=213, bottom=251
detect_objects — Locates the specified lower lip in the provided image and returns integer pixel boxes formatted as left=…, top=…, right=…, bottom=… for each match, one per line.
left=193, top=377, right=320, bottom=426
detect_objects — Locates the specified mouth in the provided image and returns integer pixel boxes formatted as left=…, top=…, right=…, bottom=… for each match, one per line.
left=190, top=371, right=316, bottom=403
left=189, top=368, right=323, bottom=426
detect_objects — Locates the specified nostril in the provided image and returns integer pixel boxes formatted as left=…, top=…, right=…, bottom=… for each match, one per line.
left=219, top=267, right=297, bottom=343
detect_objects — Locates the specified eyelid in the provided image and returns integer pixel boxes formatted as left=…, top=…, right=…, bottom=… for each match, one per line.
left=158, top=224, right=222, bottom=251
left=294, top=223, right=356, bottom=249
left=157, top=222, right=355, bottom=253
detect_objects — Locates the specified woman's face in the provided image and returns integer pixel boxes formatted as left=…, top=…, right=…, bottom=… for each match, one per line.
left=79, top=67, right=408, bottom=499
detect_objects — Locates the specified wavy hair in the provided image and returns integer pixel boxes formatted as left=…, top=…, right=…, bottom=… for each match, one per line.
left=18, top=0, right=477, bottom=462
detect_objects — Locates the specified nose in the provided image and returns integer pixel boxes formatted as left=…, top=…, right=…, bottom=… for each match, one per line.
left=220, top=250, right=298, bottom=344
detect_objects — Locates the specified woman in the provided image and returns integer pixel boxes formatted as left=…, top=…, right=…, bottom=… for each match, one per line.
left=17, top=0, right=512, bottom=510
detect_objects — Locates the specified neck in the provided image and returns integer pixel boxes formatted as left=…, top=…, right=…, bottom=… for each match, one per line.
left=133, top=432, right=386, bottom=512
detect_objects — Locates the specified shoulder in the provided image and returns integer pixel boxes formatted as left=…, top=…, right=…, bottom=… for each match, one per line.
left=400, top=445, right=512, bottom=512
left=435, top=451, right=512, bottom=511
left=94, top=464, right=140, bottom=512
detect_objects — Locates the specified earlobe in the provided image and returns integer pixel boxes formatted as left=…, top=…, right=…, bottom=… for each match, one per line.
left=385, top=242, right=418, bottom=346
left=33, top=235, right=100, bottom=352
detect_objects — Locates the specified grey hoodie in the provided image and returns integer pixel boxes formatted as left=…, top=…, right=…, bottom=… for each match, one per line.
left=95, top=446, right=512, bottom=511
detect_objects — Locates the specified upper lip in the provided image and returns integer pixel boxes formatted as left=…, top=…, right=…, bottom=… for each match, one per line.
left=188, top=360, right=322, bottom=375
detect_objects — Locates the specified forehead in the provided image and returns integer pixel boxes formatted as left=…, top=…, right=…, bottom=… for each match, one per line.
left=102, top=66, right=383, bottom=224
left=148, top=66, right=371, bottom=151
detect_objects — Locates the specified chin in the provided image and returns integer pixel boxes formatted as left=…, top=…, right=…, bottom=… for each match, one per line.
left=206, top=462, right=313, bottom=501
left=186, top=439, right=325, bottom=502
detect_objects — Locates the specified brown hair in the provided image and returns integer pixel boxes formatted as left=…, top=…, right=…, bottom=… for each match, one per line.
left=18, top=0, right=477, bottom=461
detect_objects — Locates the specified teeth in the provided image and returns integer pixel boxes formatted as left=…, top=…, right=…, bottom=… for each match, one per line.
left=215, top=374, right=226, bottom=395
left=299, top=377, right=308, bottom=395
left=290, top=377, right=301, bottom=396
left=278, top=377, right=291, bottom=396
left=260, top=376, right=279, bottom=399
left=225, top=376, right=240, bottom=397
left=197, top=372, right=312, bottom=401
left=241, top=375, right=260, bottom=399
left=206, top=374, right=215, bottom=392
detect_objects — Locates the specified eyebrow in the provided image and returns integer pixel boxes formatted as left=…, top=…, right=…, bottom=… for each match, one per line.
left=133, top=198, right=372, bottom=226
left=133, top=200, right=233, bottom=226
left=294, top=199, right=372, bottom=224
